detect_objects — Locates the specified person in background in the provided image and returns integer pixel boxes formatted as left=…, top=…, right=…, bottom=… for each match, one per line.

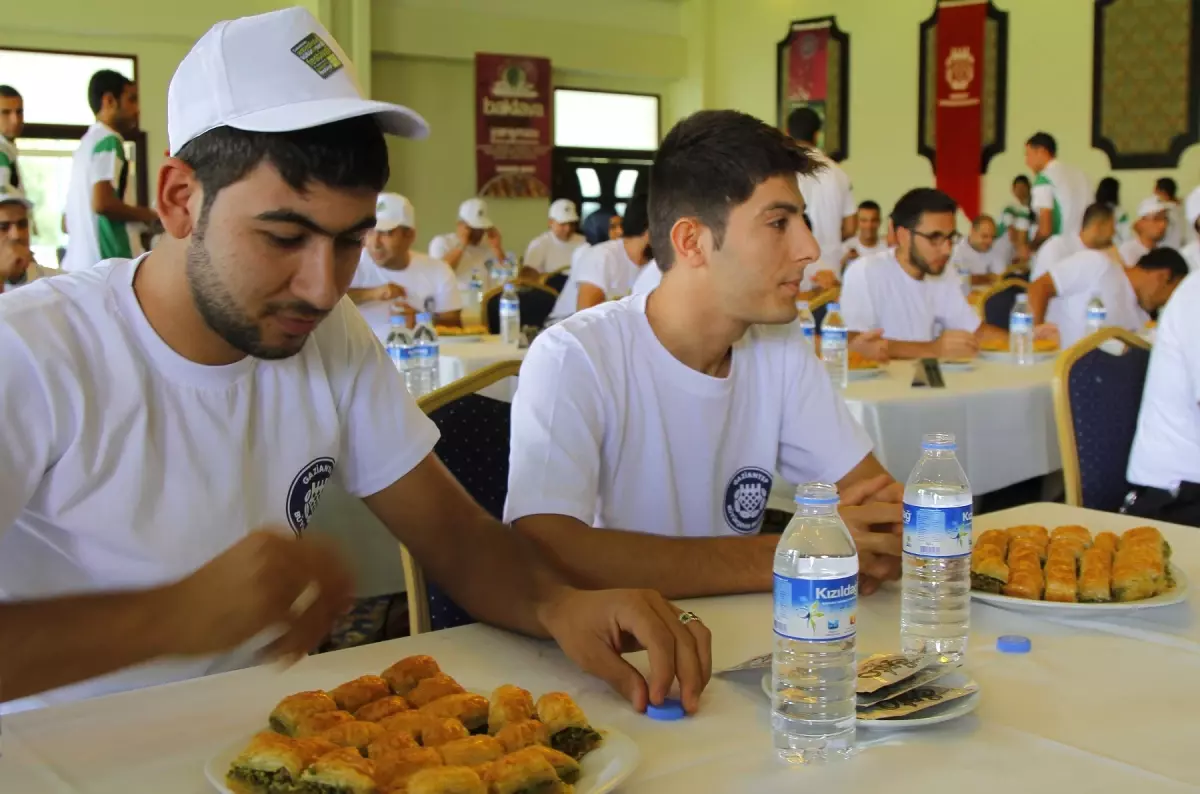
left=0, top=187, right=47, bottom=292
left=523, top=198, right=585, bottom=279
left=1031, top=202, right=1118, bottom=282
left=550, top=193, right=652, bottom=320
left=61, top=70, right=158, bottom=272
left=951, top=214, right=1008, bottom=286
left=428, top=197, right=506, bottom=287
left=0, top=85, right=23, bottom=189
left=841, top=200, right=889, bottom=266
left=506, top=109, right=903, bottom=600
left=545, top=208, right=621, bottom=322
left=1118, top=196, right=1169, bottom=268
left=996, top=175, right=1034, bottom=266
left=840, top=189, right=1042, bottom=360
left=1096, top=176, right=1131, bottom=244
left=1026, top=131, right=1092, bottom=249
left=1125, top=272, right=1200, bottom=526
left=1028, top=247, right=1186, bottom=348
left=1155, top=177, right=1185, bottom=250
left=787, top=107, right=856, bottom=262
left=1180, top=190, right=1200, bottom=273
left=346, top=193, right=462, bottom=333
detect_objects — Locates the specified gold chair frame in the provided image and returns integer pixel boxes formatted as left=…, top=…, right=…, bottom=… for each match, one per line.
left=974, top=277, right=1029, bottom=320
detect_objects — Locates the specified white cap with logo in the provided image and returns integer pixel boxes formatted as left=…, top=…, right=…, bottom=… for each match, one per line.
left=1136, top=196, right=1170, bottom=220
left=167, top=7, right=429, bottom=155
left=0, top=185, right=32, bottom=209
left=548, top=199, right=579, bottom=223
left=375, top=193, right=416, bottom=232
left=458, top=198, right=493, bottom=230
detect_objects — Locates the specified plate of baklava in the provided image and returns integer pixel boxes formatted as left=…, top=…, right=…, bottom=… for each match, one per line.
left=206, top=654, right=639, bottom=794
left=970, top=524, right=1188, bottom=612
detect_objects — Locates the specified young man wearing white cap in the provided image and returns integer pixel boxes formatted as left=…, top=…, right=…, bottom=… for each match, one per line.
left=0, top=85, right=24, bottom=189
left=0, top=7, right=710, bottom=717
left=428, top=197, right=507, bottom=287
left=0, top=186, right=48, bottom=292
left=522, top=198, right=585, bottom=279
left=347, top=193, right=462, bottom=335
left=1026, top=132, right=1092, bottom=247
left=1118, top=197, right=1169, bottom=267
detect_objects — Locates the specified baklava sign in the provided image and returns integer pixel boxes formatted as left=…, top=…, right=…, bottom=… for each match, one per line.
left=475, top=53, right=552, bottom=199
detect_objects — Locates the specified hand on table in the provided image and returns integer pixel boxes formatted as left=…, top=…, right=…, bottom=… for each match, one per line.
left=850, top=329, right=890, bottom=364
left=839, top=473, right=904, bottom=594
left=812, top=270, right=839, bottom=292
left=538, top=587, right=712, bottom=714
left=373, top=283, right=406, bottom=303
left=1034, top=323, right=1059, bottom=345
left=934, top=330, right=979, bottom=360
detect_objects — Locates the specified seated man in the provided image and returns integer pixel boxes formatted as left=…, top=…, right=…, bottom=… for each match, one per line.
left=0, top=8, right=708, bottom=716
left=1118, top=196, right=1169, bottom=268
left=1031, top=202, right=1118, bottom=282
left=839, top=188, right=1033, bottom=360
left=1125, top=272, right=1200, bottom=526
left=507, top=110, right=903, bottom=600
left=1182, top=189, right=1200, bottom=273
left=346, top=193, right=462, bottom=335
left=428, top=197, right=508, bottom=287
left=951, top=214, right=1008, bottom=287
left=0, top=186, right=49, bottom=293
left=841, top=200, right=889, bottom=266
left=522, top=199, right=585, bottom=280
left=1027, top=246, right=1186, bottom=347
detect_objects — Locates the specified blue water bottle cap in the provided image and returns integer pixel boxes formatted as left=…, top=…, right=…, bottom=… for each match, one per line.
left=416, top=312, right=433, bottom=324
left=826, top=302, right=840, bottom=312
left=645, top=699, right=686, bottom=721
left=997, top=635, right=1031, bottom=654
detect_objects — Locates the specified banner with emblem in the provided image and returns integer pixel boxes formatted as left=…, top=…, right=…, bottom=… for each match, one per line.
left=776, top=17, right=851, bottom=162
left=475, top=52, right=552, bottom=199
left=917, top=1, right=1010, bottom=220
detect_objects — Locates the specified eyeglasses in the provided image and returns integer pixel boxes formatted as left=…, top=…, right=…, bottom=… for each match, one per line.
left=911, top=229, right=962, bottom=247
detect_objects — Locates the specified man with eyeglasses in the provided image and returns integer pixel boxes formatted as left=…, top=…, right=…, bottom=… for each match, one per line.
left=840, top=188, right=1052, bottom=360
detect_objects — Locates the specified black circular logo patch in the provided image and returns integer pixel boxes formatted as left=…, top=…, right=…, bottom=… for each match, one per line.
left=287, top=457, right=335, bottom=536
left=723, top=467, right=773, bottom=534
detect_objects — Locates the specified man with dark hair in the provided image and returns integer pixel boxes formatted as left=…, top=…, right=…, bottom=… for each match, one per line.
left=507, top=109, right=903, bottom=600
left=0, top=8, right=710, bottom=716
left=0, top=186, right=47, bottom=292
left=1028, top=247, right=1186, bottom=347
left=61, top=69, right=158, bottom=271
left=842, top=200, right=889, bottom=264
left=0, top=85, right=23, bottom=188
left=787, top=106, right=857, bottom=263
left=840, top=188, right=1033, bottom=359
left=996, top=174, right=1034, bottom=265
left=1025, top=131, right=1091, bottom=247
left=1031, top=201, right=1118, bottom=282
left=1154, top=176, right=1185, bottom=250
left=548, top=193, right=653, bottom=319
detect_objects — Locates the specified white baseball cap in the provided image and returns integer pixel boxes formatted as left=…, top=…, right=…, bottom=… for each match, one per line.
left=167, top=7, right=429, bottom=155
left=548, top=199, right=579, bottom=223
left=375, top=193, right=415, bottom=232
left=458, top=198, right=493, bottom=230
left=0, top=185, right=32, bottom=209
left=1136, top=196, right=1170, bottom=220
left=1186, top=188, right=1200, bottom=229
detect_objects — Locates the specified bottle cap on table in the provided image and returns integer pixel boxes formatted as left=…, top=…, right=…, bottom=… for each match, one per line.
left=997, top=635, right=1031, bottom=654
left=646, top=699, right=686, bottom=721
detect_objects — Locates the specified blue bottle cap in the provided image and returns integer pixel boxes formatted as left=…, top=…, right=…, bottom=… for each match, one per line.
left=645, top=699, right=686, bottom=721
left=997, top=635, right=1031, bottom=654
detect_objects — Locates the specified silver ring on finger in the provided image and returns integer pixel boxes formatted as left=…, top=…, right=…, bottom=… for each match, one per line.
left=678, top=610, right=701, bottom=626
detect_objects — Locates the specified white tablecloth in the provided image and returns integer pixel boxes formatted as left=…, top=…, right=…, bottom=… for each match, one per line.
left=3, top=503, right=1196, bottom=792
left=438, top=336, right=525, bottom=387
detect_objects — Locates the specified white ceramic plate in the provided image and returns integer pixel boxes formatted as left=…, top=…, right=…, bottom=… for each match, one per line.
left=206, top=726, right=640, bottom=794
left=978, top=349, right=1058, bottom=363
left=759, top=672, right=980, bottom=729
left=848, top=367, right=885, bottom=381
left=972, top=565, right=1188, bottom=613
left=438, top=334, right=487, bottom=343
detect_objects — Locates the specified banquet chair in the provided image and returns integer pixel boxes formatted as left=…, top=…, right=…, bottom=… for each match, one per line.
left=483, top=282, right=559, bottom=333
left=978, top=278, right=1029, bottom=328
left=1052, top=328, right=1151, bottom=511
left=542, top=268, right=569, bottom=295
left=402, top=359, right=522, bottom=635
left=808, top=287, right=840, bottom=329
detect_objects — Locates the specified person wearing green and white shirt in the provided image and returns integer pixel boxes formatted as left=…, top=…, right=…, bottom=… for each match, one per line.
left=1025, top=131, right=1092, bottom=248
left=61, top=70, right=158, bottom=272
left=995, top=175, right=1034, bottom=266
left=0, top=86, right=24, bottom=190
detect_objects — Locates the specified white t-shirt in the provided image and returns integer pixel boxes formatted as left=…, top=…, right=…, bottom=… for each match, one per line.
left=1181, top=240, right=1200, bottom=273
left=842, top=237, right=889, bottom=261
left=1047, top=250, right=1149, bottom=348
left=0, top=256, right=439, bottom=711
left=631, top=260, right=662, bottom=296
left=523, top=231, right=585, bottom=274
left=1118, top=238, right=1154, bottom=268
left=1127, top=273, right=1200, bottom=491
left=428, top=233, right=494, bottom=287
left=2, top=262, right=50, bottom=293
left=547, top=244, right=592, bottom=323
left=63, top=122, right=136, bottom=272
left=1031, top=159, right=1092, bottom=239
left=1163, top=201, right=1185, bottom=251
left=840, top=252, right=981, bottom=342
left=350, top=250, right=462, bottom=339
left=798, top=149, right=855, bottom=263
left=0, top=134, right=19, bottom=189
left=1031, top=234, right=1084, bottom=282
left=504, top=295, right=873, bottom=536
left=951, top=239, right=1008, bottom=278
left=573, top=238, right=643, bottom=299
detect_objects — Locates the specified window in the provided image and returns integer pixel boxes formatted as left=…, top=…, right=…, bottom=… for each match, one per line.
left=554, top=89, right=659, bottom=151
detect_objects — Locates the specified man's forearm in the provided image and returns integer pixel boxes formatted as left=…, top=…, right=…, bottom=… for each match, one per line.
left=440, top=246, right=466, bottom=270
left=886, top=339, right=939, bottom=359
left=1028, top=280, right=1054, bottom=324
left=346, top=287, right=380, bottom=305
left=97, top=198, right=157, bottom=225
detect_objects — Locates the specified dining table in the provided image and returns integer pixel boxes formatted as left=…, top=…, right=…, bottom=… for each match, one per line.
left=2, top=502, right=1195, bottom=793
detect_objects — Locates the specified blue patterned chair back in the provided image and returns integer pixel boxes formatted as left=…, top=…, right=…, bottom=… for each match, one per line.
left=1060, top=335, right=1151, bottom=511
left=983, top=282, right=1027, bottom=328
left=485, top=284, right=559, bottom=333
left=544, top=270, right=569, bottom=295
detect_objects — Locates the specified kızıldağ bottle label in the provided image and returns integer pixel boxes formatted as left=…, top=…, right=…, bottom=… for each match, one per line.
left=903, top=502, right=973, bottom=558
left=773, top=573, right=857, bottom=641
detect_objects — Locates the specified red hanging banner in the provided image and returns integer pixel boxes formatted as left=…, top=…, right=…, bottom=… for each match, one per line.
left=788, top=26, right=830, bottom=104
left=474, top=53, right=552, bottom=198
left=934, top=1, right=988, bottom=220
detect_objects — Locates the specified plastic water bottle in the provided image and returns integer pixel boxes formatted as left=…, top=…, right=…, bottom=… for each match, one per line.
left=797, top=301, right=816, bottom=350
left=772, top=482, right=858, bottom=765
left=1086, top=295, right=1107, bottom=337
left=466, top=276, right=485, bottom=316
left=821, top=302, right=848, bottom=389
left=500, top=283, right=521, bottom=345
left=1009, top=293, right=1034, bottom=366
left=385, top=314, right=412, bottom=389
left=409, top=313, right=441, bottom=397
left=901, top=433, right=973, bottom=664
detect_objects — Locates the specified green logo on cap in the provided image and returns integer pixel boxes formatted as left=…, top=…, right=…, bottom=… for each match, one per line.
left=291, top=32, right=344, bottom=79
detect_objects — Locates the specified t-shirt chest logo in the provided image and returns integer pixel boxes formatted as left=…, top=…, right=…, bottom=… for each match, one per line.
left=287, top=457, right=335, bottom=536
left=724, top=467, right=773, bottom=534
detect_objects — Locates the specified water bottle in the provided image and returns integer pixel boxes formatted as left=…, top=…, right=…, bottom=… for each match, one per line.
left=410, top=312, right=441, bottom=397
left=821, top=302, right=848, bottom=389
left=772, top=482, right=858, bottom=765
left=1009, top=294, right=1034, bottom=366
left=797, top=301, right=816, bottom=350
left=1086, top=295, right=1107, bottom=337
left=500, top=283, right=521, bottom=345
left=901, top=433, right=973, bottom=664
left=385, top=314, right=412, bottom=389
